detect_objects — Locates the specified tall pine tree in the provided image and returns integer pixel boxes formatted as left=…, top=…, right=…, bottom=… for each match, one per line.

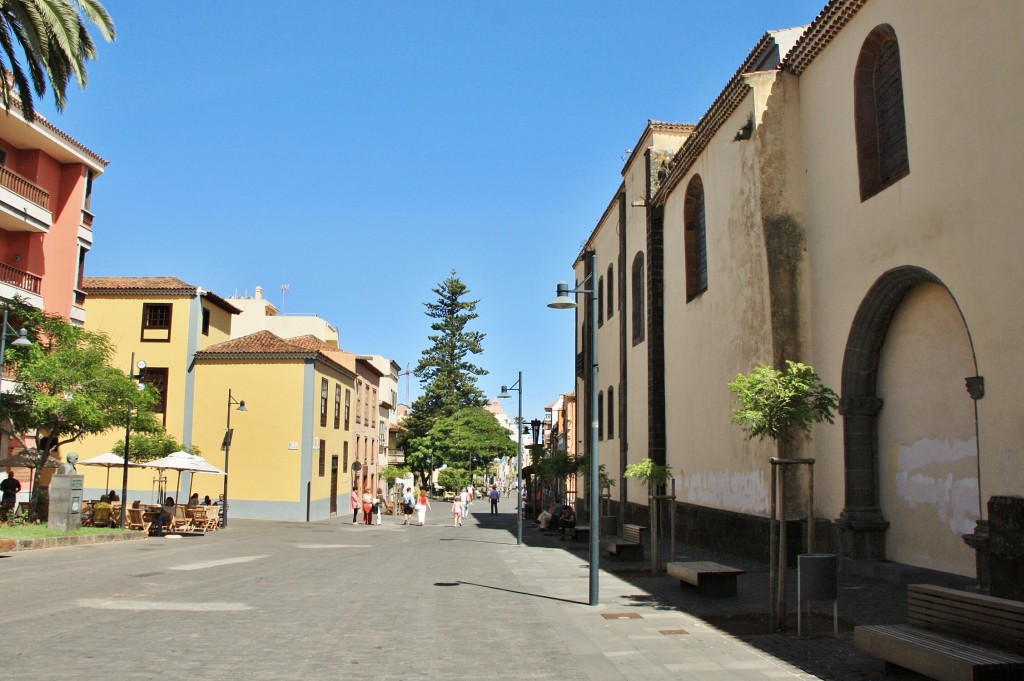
left=400, top=271, right=488, bottom=483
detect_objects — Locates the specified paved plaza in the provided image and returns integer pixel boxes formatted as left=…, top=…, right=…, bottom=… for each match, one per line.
left=0, top=496, right=929, bottom=680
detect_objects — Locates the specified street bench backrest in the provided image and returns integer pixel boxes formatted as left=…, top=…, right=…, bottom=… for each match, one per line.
left=907, top=584, right=1024, bottom=654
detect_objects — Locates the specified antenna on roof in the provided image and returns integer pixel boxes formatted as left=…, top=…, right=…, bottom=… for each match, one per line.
left=281, top=284, right=290, bottom=312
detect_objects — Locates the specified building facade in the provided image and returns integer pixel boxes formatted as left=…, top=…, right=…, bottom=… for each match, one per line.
left=77, top=276, right=239, bottom=500
left=569, top=0, right=1022, bottom=579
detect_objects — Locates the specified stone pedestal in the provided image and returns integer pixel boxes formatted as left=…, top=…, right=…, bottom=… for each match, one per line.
left=961, top=519, right=990, bottom=591
left=47, top=475, right=83, bottom=531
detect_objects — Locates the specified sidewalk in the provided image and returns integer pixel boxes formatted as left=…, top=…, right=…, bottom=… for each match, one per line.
left=470, top=497, right=933, bottom=681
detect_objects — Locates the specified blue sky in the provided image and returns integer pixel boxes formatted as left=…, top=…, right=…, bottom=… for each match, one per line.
left=40, top=0, right=826, bottom=421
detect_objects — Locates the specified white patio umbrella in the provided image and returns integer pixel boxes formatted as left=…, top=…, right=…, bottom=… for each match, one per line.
left=78, top=452, right=136, bottom=492
left=144, top=451, right=225, bottom=501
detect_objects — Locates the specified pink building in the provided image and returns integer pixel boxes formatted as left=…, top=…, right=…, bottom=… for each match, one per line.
left=0, top=103, right=107, bottom=324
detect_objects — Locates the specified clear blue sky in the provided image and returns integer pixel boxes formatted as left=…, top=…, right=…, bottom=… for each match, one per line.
left=40, top=0, right=825, bottom=421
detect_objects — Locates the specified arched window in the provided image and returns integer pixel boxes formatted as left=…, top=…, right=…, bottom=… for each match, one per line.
left=607, top=386, right=615, bottom=439
left=855, top=24, right=909, bottom=201
left=631, top=252, right=645, bottom=344
left=597, top=275, right=604, bottom=326
left=597, top=390, right=604, bottom=440
left=684, top=175, right=708, bottom=301
left=606, top=264, right=614, bottom=319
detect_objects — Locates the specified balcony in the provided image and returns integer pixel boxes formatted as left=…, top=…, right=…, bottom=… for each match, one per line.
left=0, top=261, right=41, bottom=295
left=0, top=166, right=51, bottom=233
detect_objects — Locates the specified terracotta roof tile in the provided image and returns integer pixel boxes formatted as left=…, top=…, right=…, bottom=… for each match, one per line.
left=83, top=276, right=194, bottom=292
left=82, top=276, right=241, bottom=314
left=287, top=335, right=332, bottom=351
left=196, top=331, right=357, bottom=379
left=199, top=330, right=311, bottom=355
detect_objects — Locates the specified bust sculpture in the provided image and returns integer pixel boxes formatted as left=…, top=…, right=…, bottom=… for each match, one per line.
left=61, top=452, right=78, bottom=475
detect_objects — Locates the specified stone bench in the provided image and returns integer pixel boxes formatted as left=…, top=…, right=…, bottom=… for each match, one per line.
left=666, top=561, right=745, bottom=597
left=854, top=583, right=1024, bottom=681
left=599, top=523, right=647, bottom=560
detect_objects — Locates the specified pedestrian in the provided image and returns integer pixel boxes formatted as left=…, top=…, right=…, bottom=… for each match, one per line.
left=107, top=489, right=119, bottom=502
left=1, top=470, right=21, bottom=518
left=350, top=486, right=360, bottom=525
left=374, top=487, right=385, bottom=526
left=488, top=485, right=500, bottom=514
left=416, top=488, right=431, bottom=526
left=451, top=496, right=463, bottom=526
left=362, top=488, right=373, bottom=525
left=459, top=488, right=470, bottom=517
left=402, top=487, right=415, bottom=525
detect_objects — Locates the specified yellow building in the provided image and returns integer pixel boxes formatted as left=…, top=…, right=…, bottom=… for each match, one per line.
left=193, top=331, right=356, bottom=521
left=77, top=277, right=239, bottom=501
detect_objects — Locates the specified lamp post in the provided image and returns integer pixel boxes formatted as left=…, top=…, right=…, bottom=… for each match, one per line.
left=497, top=372, right=524, bottom=545
left=121, top=353, right=146, bottom=528
left=0, top=309, right=32, bottom=418
left=549, top=250, right=600, bottom=606
left=221, top=389, right=246, bottom=528
left=529, top=418, right=543, bottom=518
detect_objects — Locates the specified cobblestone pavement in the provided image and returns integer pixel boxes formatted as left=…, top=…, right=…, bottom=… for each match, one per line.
left=0, top=497, right=937, bottom=680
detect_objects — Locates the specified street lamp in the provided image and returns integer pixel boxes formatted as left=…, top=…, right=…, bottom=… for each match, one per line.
left=549, top=250, right=600, bottom=606
left=497, top=372, right=524, bottom=545
left=530, top=418, right=543, bottom=518
left=0, top=309, right=32, bottom=418
left=121, top=353, right=146, bottom=528
left=221, top=389, right=246, bottom=528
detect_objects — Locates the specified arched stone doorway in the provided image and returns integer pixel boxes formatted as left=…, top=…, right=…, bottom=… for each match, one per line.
left=836, top=266, right=980, bottom=567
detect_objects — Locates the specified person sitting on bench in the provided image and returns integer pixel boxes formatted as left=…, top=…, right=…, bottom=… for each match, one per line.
left=558, top=505, right=577, bottom=540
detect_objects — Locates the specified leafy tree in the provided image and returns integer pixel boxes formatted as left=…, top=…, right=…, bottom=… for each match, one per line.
left=436, top=467, right=468, bottom=493
left=728, top=360, right=838, bottom=457
left=400, top=271, right=489, bottom=482
left=111, top=432, right=198, bottom=464
left=623, top=458, right=672, bottom=486
left=378, top=466, right=409, bottom=486
left=0, top=0, right=116, bottom=121
left=728, top=360, right=838, bottom=631
left=426, top=407, right=515, bottom=471
left=1, top=309, right=161, bottom=518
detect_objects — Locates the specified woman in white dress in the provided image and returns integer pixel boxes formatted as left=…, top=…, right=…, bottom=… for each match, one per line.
left=416, top=488, right=431, bottom=525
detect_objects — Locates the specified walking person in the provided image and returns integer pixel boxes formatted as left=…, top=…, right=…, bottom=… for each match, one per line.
left=350, top=486, right=360, bottom=525
left=402, top=487, right=415, bottom=525
left=416, top=488, right=431, bottom=526
left=488, top=485, right=500, bottom=514
left=459, top=488, right=470, bottom=517
left=451, top=496, right=463, bottom=526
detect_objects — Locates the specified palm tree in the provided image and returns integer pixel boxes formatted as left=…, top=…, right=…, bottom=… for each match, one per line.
left=0, top=0, right=115, bottom=121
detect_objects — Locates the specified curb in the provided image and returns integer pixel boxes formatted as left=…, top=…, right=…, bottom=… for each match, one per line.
left=0, top=531, right=148, bottom=553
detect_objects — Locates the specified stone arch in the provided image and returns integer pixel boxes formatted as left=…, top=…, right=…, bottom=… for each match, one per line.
left=836, top=266, right=979, bottom=560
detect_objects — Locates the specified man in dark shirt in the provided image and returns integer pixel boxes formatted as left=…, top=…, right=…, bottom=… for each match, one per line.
left=1, top=470, right=21, bottom=517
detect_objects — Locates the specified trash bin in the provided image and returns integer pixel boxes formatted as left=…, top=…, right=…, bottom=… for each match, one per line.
left=798, top=553, right=837, bottom=600
left=797, top=553, right=838, bottom=637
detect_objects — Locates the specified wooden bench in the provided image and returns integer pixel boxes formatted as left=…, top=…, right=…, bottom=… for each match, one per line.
left=854, top=583, right=1024, bottom=681
left=667, top=561, right=745, bottom=597
left=599, top=523, right=647, bottom=560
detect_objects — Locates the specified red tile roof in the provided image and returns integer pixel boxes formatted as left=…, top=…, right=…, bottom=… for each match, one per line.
left=82, top=276, right=241, bottom=314
left=195, top=330, right=356, bottom=378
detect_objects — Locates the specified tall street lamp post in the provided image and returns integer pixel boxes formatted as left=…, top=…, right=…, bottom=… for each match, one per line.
left=0, top=308, right=32, bottom=418
left=530, top=418, right=543, bottom=518
left=221, top=389, right=246, bottom=528
left=497, top=372, right=523, bottom=545
left=549, top=251, right=600, bottom=606
left=121, top=353, right=146, bottom=528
